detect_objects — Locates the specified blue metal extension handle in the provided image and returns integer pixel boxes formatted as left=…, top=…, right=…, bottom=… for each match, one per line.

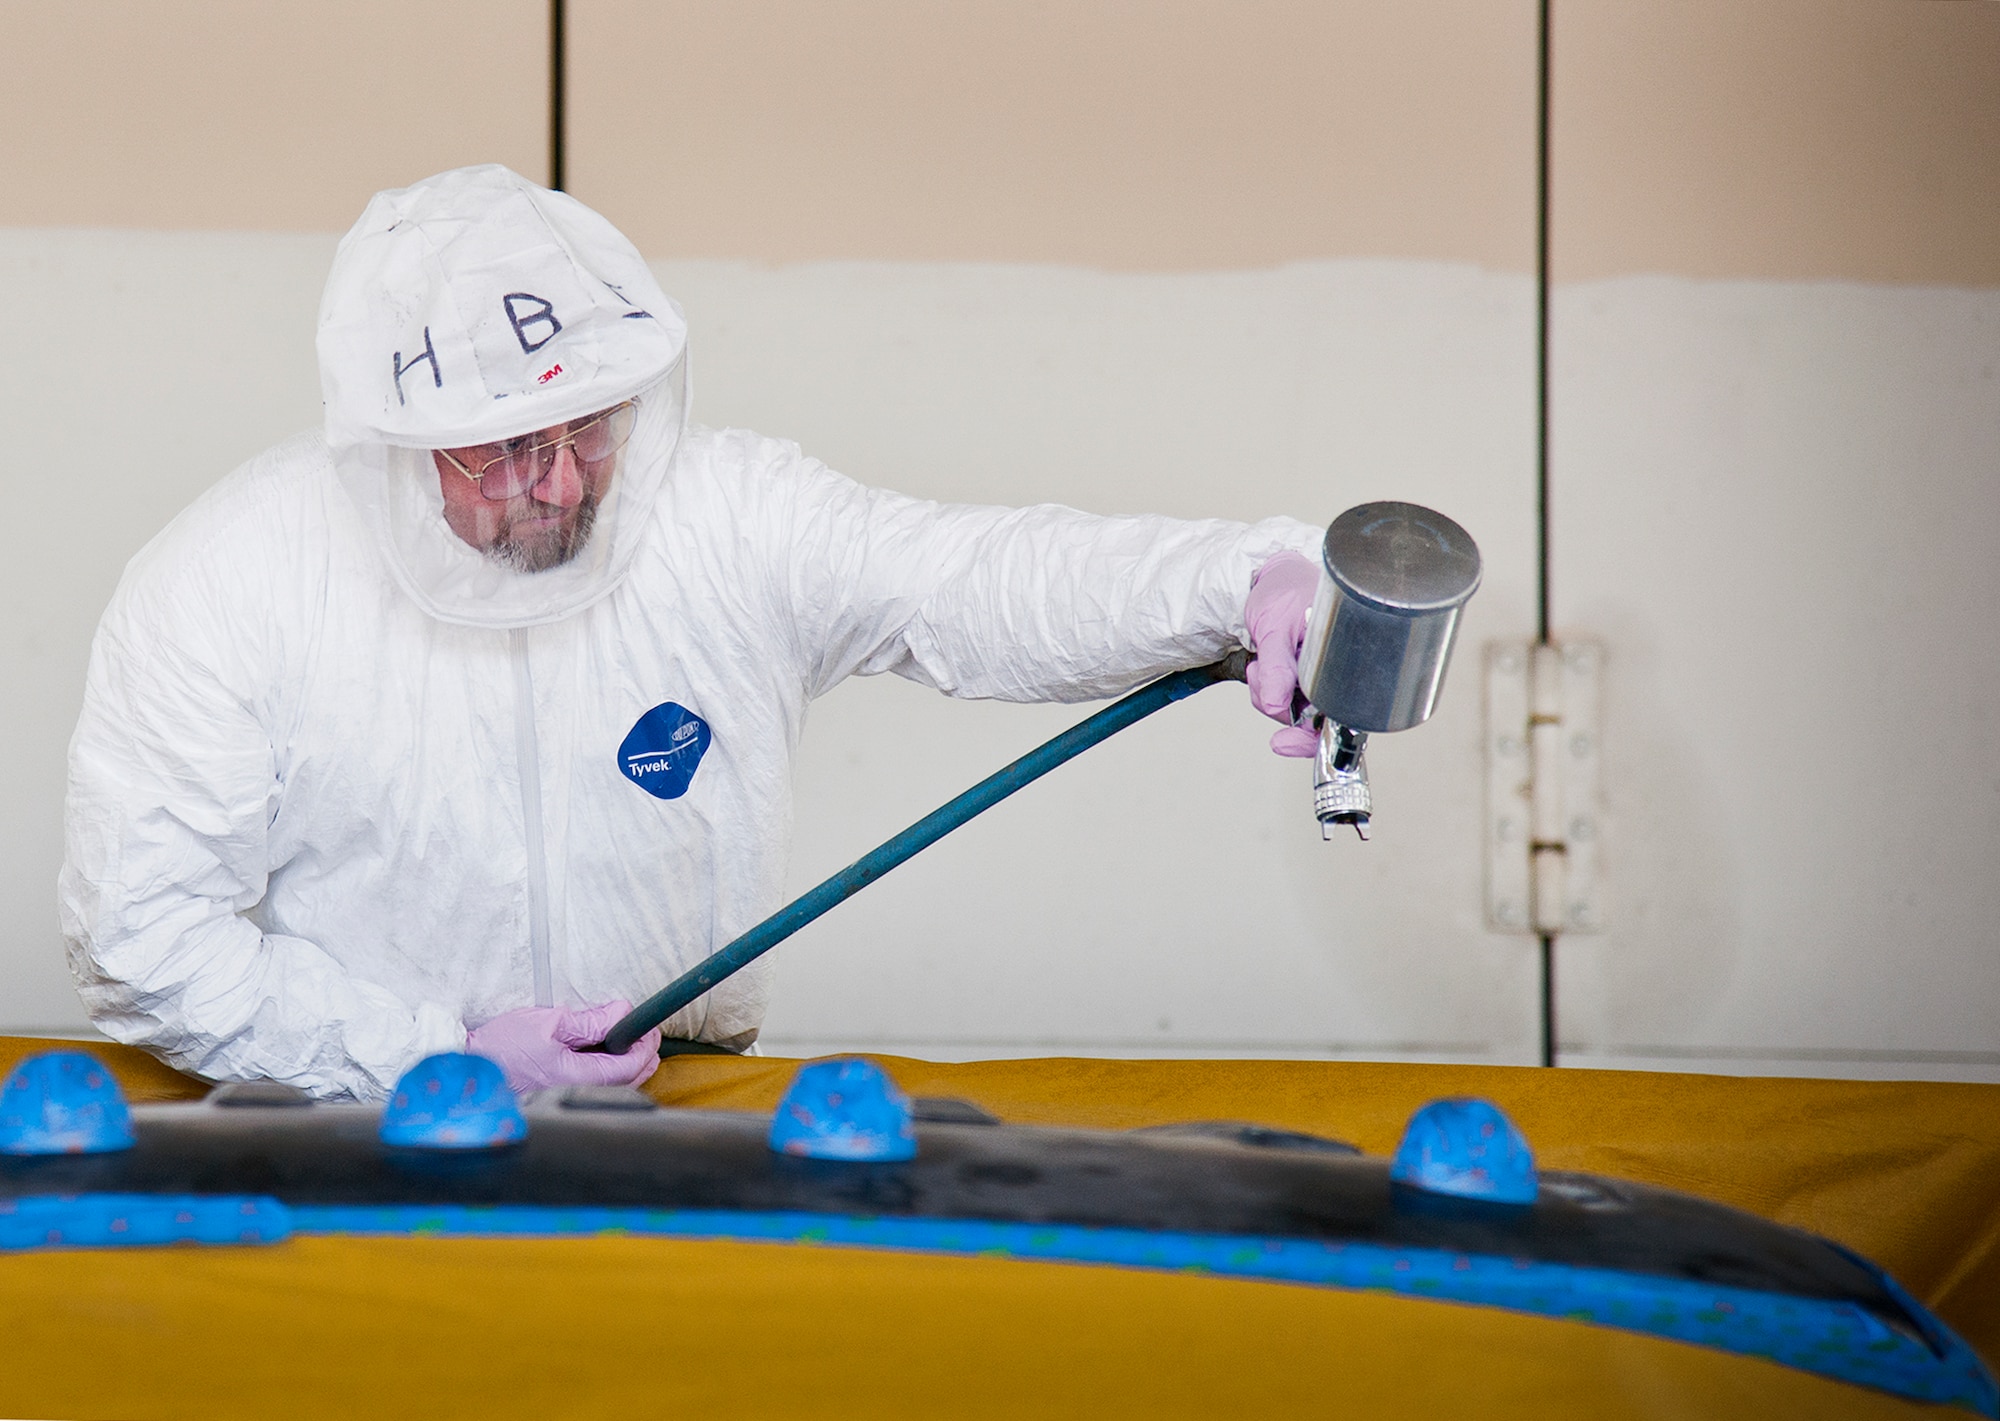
left=591, top=653, right=1250, bottom=1057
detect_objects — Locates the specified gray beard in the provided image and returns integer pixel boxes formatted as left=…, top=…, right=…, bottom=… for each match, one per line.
left=489, top=493, right=600, bottom=574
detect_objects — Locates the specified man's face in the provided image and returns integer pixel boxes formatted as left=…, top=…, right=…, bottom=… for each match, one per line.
left=432, top=407, right=628, bottom=573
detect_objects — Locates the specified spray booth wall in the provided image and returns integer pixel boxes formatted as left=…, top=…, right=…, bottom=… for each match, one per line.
left=1, top=1, right=1995, bottom=1078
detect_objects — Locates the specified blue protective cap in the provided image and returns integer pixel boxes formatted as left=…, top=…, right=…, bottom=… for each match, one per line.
left=380, top=1053, right=527, bottom=1150
left=769, top=1058, right=918, bottom=1162
left=1390, top=1097, right=1538, bottom=1205
left=0, top=1051, right=136, bottom=1156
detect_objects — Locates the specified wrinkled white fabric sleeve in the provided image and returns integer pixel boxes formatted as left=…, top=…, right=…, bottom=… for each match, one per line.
left=58, top=539, right=464, bottom=1102
left=763, top=446, right=1324, bottom=701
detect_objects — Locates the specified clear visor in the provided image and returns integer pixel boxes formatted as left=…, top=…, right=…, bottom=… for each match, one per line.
left=426, top=401, right=640, bottom=578
left=333, top=358, right=687, bottom=630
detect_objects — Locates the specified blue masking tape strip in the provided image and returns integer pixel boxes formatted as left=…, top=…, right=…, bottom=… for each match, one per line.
left=0, top=1194, right=291, bottom=1250
left=5, top=1192, right=1988, bottom=1416
left=290, top=1204, right=1996, bottom=1417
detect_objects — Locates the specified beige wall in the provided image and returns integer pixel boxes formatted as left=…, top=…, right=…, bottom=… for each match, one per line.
left=1554, top=0, right=2000, bottom=287
left=0, top=0, right=549, bottom=231
left=569, top=0, right=1539, bottom=271
left=576, top=0, right=2000, bottom=284
left=5, top=2, right=1993, bottom=287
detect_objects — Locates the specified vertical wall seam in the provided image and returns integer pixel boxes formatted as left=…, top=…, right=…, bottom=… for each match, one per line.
left=1537, top=0, right=1558, bottom=1069
left=1537, top=0, right=1552, bottom=646
left=550, top=0, right=567, bottom=191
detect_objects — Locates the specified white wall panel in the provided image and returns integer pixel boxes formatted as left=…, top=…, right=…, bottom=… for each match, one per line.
left=0, top=234, right=1540, bottom=1062
left=1551, top=276, right=2000, bottom=1081
left=652, top=258, right=1539, bottom=1060
left=11, top=259, right=1994, bottom=1075
left=0, top=230, right=337, bottom=1030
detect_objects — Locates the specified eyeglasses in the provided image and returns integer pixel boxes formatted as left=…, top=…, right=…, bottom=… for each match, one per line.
left=436, top=402, right=638, bottom=500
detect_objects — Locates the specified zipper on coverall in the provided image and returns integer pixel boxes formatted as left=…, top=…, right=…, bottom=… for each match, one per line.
left=510, top=628, right=555, bottom=1007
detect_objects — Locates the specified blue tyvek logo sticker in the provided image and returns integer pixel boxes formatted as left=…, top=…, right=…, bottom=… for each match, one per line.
left=618, top=702, right=712, bottom=800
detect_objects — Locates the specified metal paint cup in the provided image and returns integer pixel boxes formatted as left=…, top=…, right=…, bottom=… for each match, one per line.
left=1298, top=501, right=1483, bottom=734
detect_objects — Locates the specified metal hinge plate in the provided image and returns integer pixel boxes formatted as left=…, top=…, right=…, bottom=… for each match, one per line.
left=1484, top=639, right=1604, bottom=935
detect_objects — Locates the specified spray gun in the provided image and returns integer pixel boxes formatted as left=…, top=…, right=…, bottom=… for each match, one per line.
left=1294, top=501, right=1483, bottom=841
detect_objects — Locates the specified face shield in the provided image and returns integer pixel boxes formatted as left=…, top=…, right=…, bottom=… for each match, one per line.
left=317, top=165, right=689, bottom=630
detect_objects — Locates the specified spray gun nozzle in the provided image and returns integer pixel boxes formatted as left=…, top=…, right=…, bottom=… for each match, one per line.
left=1313, top=721, right=1372, bottom=842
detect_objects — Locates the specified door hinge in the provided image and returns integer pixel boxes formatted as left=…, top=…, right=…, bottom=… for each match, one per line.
left=1484, top=640, right=1604, bottom=936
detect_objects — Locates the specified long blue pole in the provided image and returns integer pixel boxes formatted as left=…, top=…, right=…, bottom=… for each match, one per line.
left=591, top=653, right=1248, bottom=1056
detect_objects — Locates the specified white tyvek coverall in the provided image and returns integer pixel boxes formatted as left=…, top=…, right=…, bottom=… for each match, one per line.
left=60, top=423, right=1320, bottom=1099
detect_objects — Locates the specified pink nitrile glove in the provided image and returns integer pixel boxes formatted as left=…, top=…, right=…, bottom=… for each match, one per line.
left=464, top=1000, right=663, bottom=1094
left=1243, top=551, right=1321, bottom=758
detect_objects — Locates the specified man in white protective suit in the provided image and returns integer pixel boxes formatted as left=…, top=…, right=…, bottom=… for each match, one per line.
left=58, top=166, right=1327, bottom=1102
